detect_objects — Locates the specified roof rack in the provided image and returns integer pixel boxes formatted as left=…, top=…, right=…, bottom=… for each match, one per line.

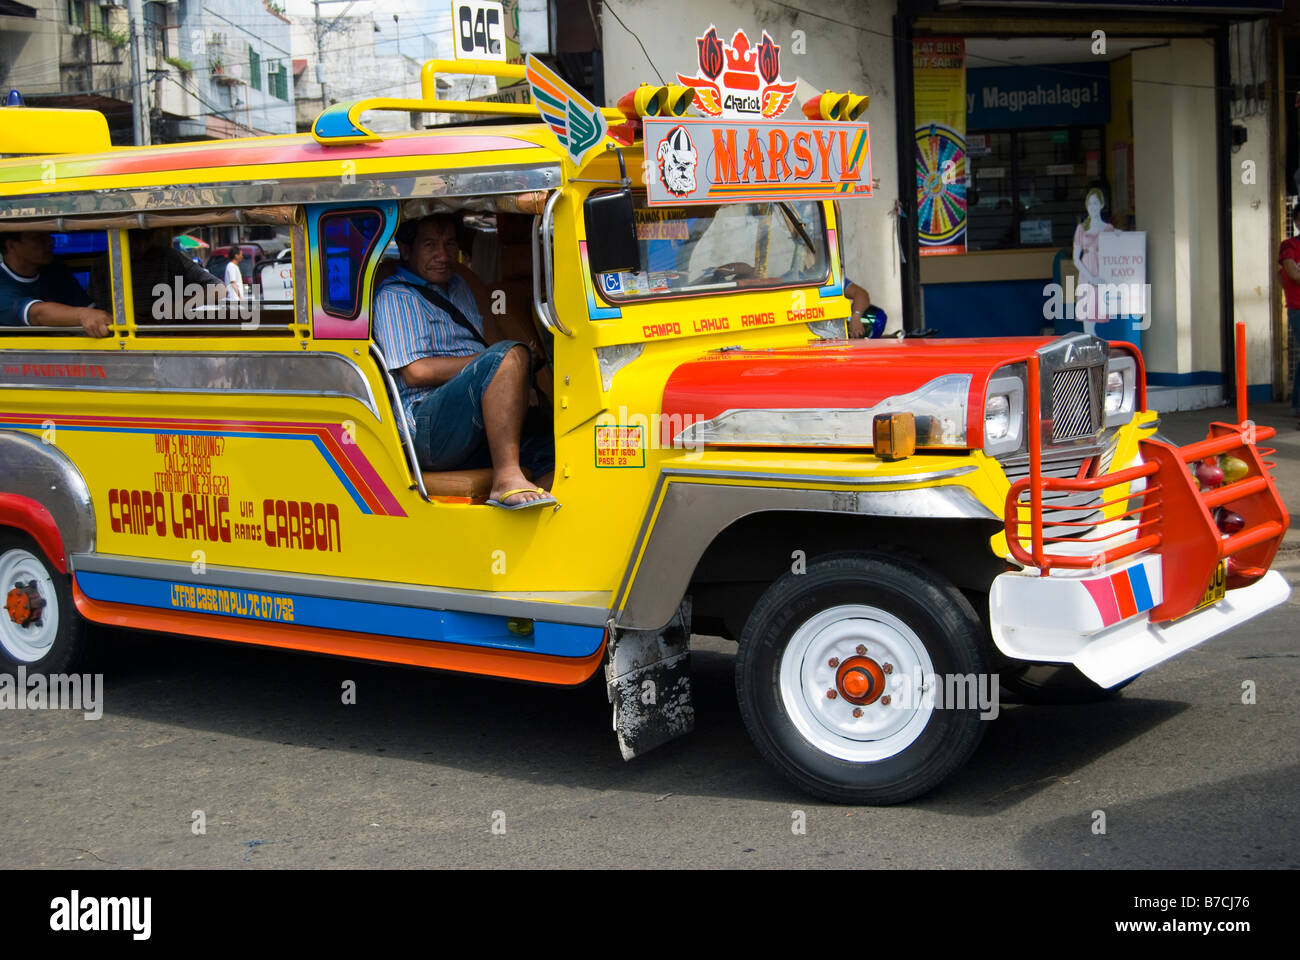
left=311, top=59, right=626, bottom=146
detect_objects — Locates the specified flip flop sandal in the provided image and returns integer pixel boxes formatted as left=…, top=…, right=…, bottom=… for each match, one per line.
left=486, top=487, right=559, bottom=510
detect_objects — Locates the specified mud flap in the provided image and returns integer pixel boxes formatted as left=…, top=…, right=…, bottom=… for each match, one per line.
left=606, top=599, right=695, bottom=760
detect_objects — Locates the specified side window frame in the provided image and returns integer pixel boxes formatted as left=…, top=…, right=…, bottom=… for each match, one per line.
left=305, top=200, right=397, bottom=340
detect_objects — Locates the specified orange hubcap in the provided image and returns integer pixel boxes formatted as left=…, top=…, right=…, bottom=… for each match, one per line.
left=836, top=656, right=886, bottom=705
left=5, top=582, right=43, bottom=627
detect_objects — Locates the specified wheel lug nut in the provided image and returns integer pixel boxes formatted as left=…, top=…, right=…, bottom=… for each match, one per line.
left=826, top=689, right=837, bottom=699
left=855, top=644, right=867, bottom=655
left=880, top=695, right=892, bottom=706
left=852, top=707, right=863, bottom=718
left=828, top=657, right=839, bottom=667
left=882, top=663, right=893, bottom=675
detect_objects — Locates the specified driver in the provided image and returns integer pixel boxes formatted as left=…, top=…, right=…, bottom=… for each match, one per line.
left=372, top=214, right=556, bottom=510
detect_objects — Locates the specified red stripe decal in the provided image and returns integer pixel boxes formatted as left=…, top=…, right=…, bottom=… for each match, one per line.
left=1082, top=576, right=1121, bottom=626
left=1111, top=570, right=1138, bottom=620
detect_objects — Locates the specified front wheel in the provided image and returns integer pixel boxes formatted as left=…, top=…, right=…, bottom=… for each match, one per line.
left=736, top=552, right=990, bottom=805
left=0, top=532, right=87, bottom=675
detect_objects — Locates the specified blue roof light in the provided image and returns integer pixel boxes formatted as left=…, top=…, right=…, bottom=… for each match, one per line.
left=6, top=90, right=24, bottom=106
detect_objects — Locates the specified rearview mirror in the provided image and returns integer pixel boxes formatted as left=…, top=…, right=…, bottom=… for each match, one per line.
left=584, top=189, right=641, bottom=275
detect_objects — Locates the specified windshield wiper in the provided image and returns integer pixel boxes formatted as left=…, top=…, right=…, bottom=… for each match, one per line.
left=778, top=202, right=816, bottom=254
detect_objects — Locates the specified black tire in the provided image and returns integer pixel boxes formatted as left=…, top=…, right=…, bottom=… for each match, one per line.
left=736, top=551, right=990, bottom=805
left=0, top=531, right=88, bottom=675
left=999, top=663, right=1139, bottom=704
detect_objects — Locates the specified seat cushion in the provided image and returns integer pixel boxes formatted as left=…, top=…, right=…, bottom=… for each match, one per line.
left=421, top=468, right=494, bottom=499
left=421, top=466, right=532, bottom=501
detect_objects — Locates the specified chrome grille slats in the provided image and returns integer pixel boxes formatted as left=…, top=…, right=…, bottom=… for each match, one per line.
left=1000, top=431, right=1120, bottom=540
left=1051, top=367, right=1094, bottom=441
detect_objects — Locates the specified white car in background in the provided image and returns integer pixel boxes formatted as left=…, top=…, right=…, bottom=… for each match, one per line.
left=260, top=249, right=294, bottom=302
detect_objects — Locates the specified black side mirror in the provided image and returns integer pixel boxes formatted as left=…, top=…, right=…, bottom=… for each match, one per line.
left=584, top=188, right=641, bottom=275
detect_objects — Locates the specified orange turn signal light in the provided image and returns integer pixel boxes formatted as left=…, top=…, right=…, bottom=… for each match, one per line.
left=873, top=412, right=916, bottom=461
left=618, top=83, right=697, bottom=120
left=801, top=91, right=870, bottom=121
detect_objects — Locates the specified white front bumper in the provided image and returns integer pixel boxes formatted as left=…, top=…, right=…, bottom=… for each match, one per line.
left=990, top=561, right=1292, bottom=688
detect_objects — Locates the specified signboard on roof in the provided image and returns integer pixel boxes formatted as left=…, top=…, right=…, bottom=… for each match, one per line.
left=676, top=26, right=798, bottom=120
left=643, top=117, right=872, bottom=206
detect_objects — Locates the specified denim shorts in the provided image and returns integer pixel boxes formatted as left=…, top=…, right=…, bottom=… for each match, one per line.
left=409, top=340, right=555, bottom=478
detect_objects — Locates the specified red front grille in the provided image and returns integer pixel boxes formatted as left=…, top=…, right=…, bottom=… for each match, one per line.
left=1003, top=354, right=1288, bottom=622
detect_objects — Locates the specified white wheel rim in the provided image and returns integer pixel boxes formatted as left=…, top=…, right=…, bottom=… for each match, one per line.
left=0, top=548, right=60, bottom=664
left=779, top=604, right=935, bottom=762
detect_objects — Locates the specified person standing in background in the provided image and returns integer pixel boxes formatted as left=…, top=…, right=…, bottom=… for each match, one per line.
left=224, top=247, right=246, bottom=302
left=1277, top=205, right=1300, bottom=426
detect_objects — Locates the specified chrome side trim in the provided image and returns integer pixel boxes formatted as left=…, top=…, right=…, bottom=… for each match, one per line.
left=370, top=340, right=428, bottom=501
left=0, top=349, right=381, bottom=419
left=540, top=189, right=571, bottom=336
left=0, top=431, right=96, bottom=557
left=70, top=554, right=611, bottom=627
left=0, top=166, right=561, bottom=222
left=531, top=209, right=553, bottom=334
left=661, top=465, right=978, bottom=486
left=107, top=229, right=128, bottom=328
left=614, top=465, right=992, bottom=632
left=676, top=374, right=971, bottom=448
left=291, top=216, right=310, bottom=327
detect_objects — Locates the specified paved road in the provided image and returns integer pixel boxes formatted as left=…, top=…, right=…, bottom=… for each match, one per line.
left=2, top=405, right=1297, bottom=869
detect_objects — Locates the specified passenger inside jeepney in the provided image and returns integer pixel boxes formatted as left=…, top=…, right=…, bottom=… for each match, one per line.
left=372, top=214, right=556, bottom=510
left=0, top=230, right=112, bottom=336
left=89, top=228, right=226, bottom=324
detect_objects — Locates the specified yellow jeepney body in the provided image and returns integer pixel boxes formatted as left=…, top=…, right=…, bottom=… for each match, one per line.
left=1, top=56, right=1286, bottom=804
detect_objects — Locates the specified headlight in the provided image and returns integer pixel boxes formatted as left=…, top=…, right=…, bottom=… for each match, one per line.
left=983, top=373, right=1025, bottom=456
left=1103, top=355, right=1137, bottom=426
left=807, top=318, right=847, bottom=340
left=985, top=394, right=1010, bottom=440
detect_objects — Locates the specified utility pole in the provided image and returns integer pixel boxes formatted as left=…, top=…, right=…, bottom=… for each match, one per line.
left=126, top=0, right=150, bottom=145
left=313, top=0, right=357, bottom=113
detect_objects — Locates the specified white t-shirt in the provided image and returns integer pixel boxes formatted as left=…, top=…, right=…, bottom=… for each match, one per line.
left=224, top=260, right=246, bottom=300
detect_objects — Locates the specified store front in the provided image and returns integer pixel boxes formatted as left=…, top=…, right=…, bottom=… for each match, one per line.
left=897, top=1, right=1284, bottom=409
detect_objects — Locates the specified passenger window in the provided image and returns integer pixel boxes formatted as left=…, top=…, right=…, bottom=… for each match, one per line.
left=320, top=210, right=382, bottom=320
left=52, top=231, right=108, bottom=296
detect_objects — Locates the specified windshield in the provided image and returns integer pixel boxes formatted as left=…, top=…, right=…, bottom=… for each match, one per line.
left=594, top=198, right=829, bottom=301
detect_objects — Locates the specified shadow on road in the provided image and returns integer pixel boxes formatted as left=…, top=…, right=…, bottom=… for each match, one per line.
left=85, top=626, right=1193, bottom=812
left=1015, top=762, right=1300, bottom=868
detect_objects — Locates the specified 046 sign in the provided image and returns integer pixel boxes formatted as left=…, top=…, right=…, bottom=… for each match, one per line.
left=452, top=0, right=505, bottom=62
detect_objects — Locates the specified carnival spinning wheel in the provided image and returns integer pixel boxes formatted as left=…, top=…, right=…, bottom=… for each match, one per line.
left=915, top=123, right=967, bottom=247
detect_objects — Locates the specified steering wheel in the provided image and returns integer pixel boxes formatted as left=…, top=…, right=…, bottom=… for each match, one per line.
left=703, top=262, right=755, bottom=284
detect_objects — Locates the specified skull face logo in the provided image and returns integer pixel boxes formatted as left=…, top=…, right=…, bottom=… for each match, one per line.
left=657, top=125, right=698, bottom=198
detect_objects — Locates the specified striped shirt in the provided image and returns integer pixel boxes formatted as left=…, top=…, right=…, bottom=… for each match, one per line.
left=373, top=266, right=486, bottom=427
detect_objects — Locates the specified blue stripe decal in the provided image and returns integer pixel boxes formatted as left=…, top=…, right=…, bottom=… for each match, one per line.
left=4, top=424, right=372, bottom=515
left=1127, top=565, right=1154, bottom=612
left=75, top=571, right=605, bottom=658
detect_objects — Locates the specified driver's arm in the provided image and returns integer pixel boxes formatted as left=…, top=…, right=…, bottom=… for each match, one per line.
left=845, top=282, right=871, bottom=338
left=396, top=355, right=476, bottom=389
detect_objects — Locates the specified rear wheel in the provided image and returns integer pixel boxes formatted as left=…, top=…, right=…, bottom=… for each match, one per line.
left=736, top=552, right=989, bottom=805
left=0, top=532, right=86, bottom=675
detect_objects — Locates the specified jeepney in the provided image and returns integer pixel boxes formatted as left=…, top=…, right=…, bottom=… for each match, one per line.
left=0, top=48, right=1289, bottom=804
